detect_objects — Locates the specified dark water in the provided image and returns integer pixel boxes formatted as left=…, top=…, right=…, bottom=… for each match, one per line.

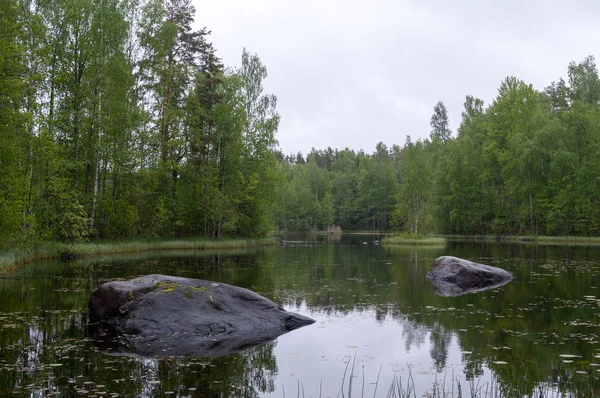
left=1, top=235, right=600, bottom=397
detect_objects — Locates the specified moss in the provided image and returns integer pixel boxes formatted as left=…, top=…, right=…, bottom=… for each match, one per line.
left=183, top=287, right=199, bottom=299
left=154, top=282, right=203, bottom=297
left=155, top=281, right=177, bottom=293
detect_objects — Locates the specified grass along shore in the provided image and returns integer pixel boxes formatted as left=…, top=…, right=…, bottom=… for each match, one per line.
left=5, top=233, right=600, bottom=273
left=382, top=233, right=600, bottom=247
left=381, top=234, right=447, bottom=246
left=446, top=234, right=600, bottom=245
left=0, top=238, right=279, bottom=274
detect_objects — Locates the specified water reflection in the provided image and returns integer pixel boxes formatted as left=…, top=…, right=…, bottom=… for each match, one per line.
left=0, top=239, right=599, bottom=396
left=428, top=276, right=514, bottom=297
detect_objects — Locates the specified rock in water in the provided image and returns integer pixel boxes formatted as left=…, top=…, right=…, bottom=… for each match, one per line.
left=426, top=256, right=514, bottom=297
left=88, top=274, right=315, bottom=358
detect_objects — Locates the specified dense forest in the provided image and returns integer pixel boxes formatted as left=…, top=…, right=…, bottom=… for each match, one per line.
left=274, top=57, right=600, bottom=237
left=0, top=0, right=281, bottom=249
left=2, top=0, right=600, bottom=251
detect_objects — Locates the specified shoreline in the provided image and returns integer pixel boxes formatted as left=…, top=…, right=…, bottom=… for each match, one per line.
left=445, top=234, right=600, bottom=245
left=381, top=236, right=447, bottom=246
left=4, top=233, right=600, bottom=274
left=0, top=238, right=280, bottom=275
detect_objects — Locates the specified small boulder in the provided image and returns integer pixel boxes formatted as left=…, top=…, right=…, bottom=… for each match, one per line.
left=426, top=256, right=513, bottom=297
left=88, top=274, right=315, bottom=358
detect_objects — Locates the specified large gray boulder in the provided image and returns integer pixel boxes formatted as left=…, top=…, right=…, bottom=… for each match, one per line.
left=426, top=256, right=514, bottom=297
left=88, top=274, right=315, bottom=358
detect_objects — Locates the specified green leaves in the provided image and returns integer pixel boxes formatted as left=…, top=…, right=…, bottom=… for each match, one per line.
left=4, top=0, right=600, bottom=246
left=274, top=55, right=600, bottom=238
left=430, top=101, right=452, bottom=143
left=0, top=1, right=285, bottom=247
left=0, top=0, right=27, bottom=249
left=433, top=58, right=600, bottom=236
left=393, top=139, right=433, bottom=235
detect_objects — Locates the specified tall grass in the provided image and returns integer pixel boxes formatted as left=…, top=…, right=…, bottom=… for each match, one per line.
left=381, top=234, right=446, bottom=246
left=532, top=235, right=600, bottom=246
left=287, top=358, right=581, bottom=398
left=0, top=242, right=59, bottom=272
left=446, top=234, right=600, bottom=246
left=0, top=238, right=279, bottom=274
left=0, top=251, right=18, bottom=272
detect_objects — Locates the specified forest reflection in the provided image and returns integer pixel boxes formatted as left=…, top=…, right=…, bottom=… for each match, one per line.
left=1, top=240, right=599, bottom=396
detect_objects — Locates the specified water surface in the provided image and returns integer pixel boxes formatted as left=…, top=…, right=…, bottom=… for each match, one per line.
left=1, top=236, right=600, bottom=396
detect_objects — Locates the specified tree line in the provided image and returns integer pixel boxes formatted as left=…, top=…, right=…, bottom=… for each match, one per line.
left=0, top=0, right=280, bottom=249
left=274, top=56, right=600, bottom=237
left=2, top=0, right=599, bottom=250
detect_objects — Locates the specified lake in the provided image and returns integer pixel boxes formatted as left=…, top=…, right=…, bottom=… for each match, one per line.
left=1, top=235, right=600, bottom=397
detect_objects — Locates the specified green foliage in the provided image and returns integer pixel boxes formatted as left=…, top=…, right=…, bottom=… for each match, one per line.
left=430, top=101, right=452, bottom=143
left=43, top=177, right=90, bottom=243
left=0, top=1, right=282, bottom=250
left=275, top=56, right=600, bottom=238
left=392, top=138, right=434, bottom=235
left=330, top=149, right=360, bottom=229
left=381, top=233, right=446, bottom=246
left=357, top=143, right=396, bottom=230
left=4, top=0, right=600, bottom=243
left=57, top=200, right=90, bottom=244
left=0, top=0, right=26, bottom=249
left=96, top=199, right=138, bottom=238
left=276, top=157, right=334, bottom=231
left=431, top=58, right=600, bottom=236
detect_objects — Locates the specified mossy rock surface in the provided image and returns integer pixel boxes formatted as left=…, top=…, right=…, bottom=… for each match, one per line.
left=89, top=274, right=315, bottom=357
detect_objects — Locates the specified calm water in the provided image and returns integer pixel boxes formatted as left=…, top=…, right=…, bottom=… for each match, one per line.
left=1, top=235, right=600, bottom=397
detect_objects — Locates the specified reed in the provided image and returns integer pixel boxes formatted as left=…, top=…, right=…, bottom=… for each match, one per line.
left=291, top=363, right=576, bottom=398
left=0, top=251, right=18, bottom=271
left=0, top=238, right=279, bottom=274
left=532, top=235, right=600, bottom=246
left=446, top=234, right=600, bottom=246
left=381, top=234, right=446, bottom=246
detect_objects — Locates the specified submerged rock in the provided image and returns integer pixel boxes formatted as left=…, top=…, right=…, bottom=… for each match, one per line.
left=426, top=256, right=514, bottom=297
left=88, top=274, right=315, bottom=358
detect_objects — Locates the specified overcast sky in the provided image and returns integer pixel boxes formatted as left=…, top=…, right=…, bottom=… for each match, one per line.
left=194, top=0, right=600, bottom=156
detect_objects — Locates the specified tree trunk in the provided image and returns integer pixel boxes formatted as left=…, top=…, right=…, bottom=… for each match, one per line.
left=91, top=160, right=100, bottom=229
left=49, top=52, right=56, bottom=138
left=529, top=187, right=534, bottom=235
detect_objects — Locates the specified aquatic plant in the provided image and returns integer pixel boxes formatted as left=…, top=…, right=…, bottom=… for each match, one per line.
left=0, top=238, right=280, bottom=274
left=382, top=234, right=446, bottom=246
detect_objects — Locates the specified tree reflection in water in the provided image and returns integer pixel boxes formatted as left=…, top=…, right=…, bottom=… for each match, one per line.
left=1, top=241, right=600, bottom=396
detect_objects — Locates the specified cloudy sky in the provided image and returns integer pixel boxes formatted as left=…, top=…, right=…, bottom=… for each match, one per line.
left=195, top=0, right=600, bottom=156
